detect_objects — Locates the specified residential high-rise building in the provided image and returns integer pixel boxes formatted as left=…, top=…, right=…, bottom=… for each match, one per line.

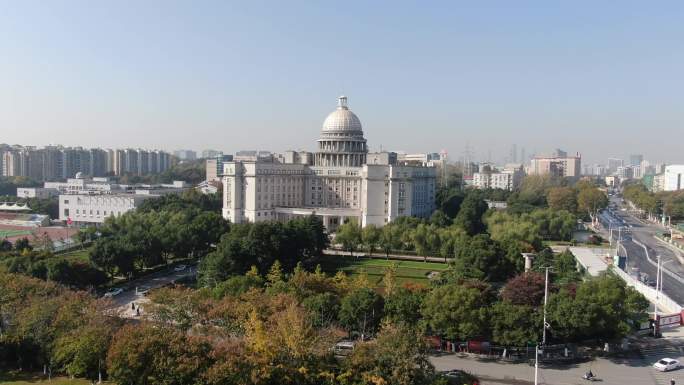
left=0, top=145, right=172, bottom=180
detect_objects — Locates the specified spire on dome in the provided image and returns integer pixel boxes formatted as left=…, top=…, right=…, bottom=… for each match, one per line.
left=337, top=95, right=348, bottom=109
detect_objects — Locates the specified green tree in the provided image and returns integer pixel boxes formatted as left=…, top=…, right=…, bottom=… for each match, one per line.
left=339, top=288, right=384, bottom=340
left=546, top=187, right=578, bottom=213
left=454, top=192, right=489, bottom=235
left=341, top=323, right=438, bottom=385
left=489, top=302, right=540, bottom=346
left=336, top=221, right=362, bottom=257
left=107, top=323, right=212, bottom=385
left=361, top=224, right=381, bottom=256
left=578, top=187, right=608, bottom=224
left=547, top=274, right=649, bottom=341
left=301, top=292, right=340, bottom=328
left=421, top=283, right=489, bottom=340
left=384, top=287, right=425, bottom=326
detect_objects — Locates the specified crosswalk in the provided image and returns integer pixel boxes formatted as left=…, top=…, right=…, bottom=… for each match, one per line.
left=637, top=341, right=683, bottom=385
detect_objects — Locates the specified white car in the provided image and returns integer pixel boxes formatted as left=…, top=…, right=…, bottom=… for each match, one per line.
left=653, top=358, right=680, bottom=372
left=103, top=288, right=124, bottom=298
left=174, top=264, right=187, bottom=272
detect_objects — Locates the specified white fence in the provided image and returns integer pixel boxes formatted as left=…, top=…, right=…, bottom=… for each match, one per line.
left=611, top=266, right=682, bottom=314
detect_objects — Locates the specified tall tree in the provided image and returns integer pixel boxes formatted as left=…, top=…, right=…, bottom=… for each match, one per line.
left=546, top=187, right=578, bottom=213
left=339, top=288, right=384, bottom=340
left=454, top=192, right=489, bottom=235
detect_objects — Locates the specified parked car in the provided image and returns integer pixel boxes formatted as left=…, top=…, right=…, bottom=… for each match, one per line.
left=333, top=341, right=355, bottom=356
left=136, top=285, right=151, bottom=296
left=174, top=264, right=187, bottom=272
left=653, top=358, right=680, bottom=372
left=103, top=288, right=124, bottom=298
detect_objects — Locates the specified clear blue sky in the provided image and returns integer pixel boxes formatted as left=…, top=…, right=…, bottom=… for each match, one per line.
left=1, top=1, right=683, bottom=164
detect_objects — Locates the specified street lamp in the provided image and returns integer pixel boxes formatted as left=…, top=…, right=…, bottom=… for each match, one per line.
left=534, top=266, right=551, bottom=385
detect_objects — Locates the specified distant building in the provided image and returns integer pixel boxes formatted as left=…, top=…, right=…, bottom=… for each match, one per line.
left=664, top=165, right=684, bottom=191
left=173, top=149, right=197, bottom=161
left=206, top=155, right=234, bottom=182
left=222, top=96, right=436, bottom=229
left=16, top=187, right=59, bottom=199
left=652, top=173, right=666, bottom=192
left=616, top=166, right=634, bottom=180
left=629, top=154, right=643, bottom=167
left=0, top=145, right=172, bottom=180
left=472, top=163, right=524, bottom=191
left=607, top=158, right=624, bottom=174
left=583, top=164, right=607, bottom=177
left=528, top=150, right=581, bottom=178
left=201, top=149, right=223, bottom=159
left=396, top=152, right=443, bottom=167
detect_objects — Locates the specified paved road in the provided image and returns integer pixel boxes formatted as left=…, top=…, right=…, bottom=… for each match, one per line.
left=105, top=265, right=197, bottom=318
left=597, top=197, right=684, bottom=307
left=431, top=346, right=683, bottom=385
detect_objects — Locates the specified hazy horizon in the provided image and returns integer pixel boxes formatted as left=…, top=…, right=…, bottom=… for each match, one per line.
left=2, top=1, right=683, bottom=165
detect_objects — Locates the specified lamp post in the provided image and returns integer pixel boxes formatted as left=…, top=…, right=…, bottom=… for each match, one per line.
left=534, top=267, right=550, bottom=385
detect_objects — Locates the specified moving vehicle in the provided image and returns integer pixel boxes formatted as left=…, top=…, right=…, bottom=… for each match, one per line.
left=653, top=358, right=680, bottom=372
left=103, top=288, right=123, bottom=297
left=174, top=264, right=187, bottom=272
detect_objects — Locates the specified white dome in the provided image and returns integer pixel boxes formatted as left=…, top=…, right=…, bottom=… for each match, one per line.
left=322, top=96, right=362, bottom=132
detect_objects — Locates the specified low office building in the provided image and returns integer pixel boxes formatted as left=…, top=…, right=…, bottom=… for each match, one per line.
left=59, top=193, right=156, bottom=224
left=58, top=181, right=189, bottom=224
left=472, top=164, right=524, bottom=191
left=16, top=187, right=59, bottom=199
left=44, top=174, right=120, bottom=194
left=222, top=96, right=437, bottom=229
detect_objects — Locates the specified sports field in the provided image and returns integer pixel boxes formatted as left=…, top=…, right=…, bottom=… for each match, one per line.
left=317, top=255, right=449, bottom=288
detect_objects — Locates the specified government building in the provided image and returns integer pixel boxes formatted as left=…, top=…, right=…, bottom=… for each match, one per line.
left=221, top=96, right=437, bottom=229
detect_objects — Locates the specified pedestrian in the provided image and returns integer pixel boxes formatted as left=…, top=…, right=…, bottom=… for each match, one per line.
left=671, top=379, right=675, bottom=385
left=131, top=302, right=135, bottom=310
left=136, top=307, right=140, bottom=316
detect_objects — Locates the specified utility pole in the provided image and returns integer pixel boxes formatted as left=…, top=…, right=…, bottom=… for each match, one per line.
left=654, top=255, right=660, bottom=337
left=535, top=267, right=550, bottom=385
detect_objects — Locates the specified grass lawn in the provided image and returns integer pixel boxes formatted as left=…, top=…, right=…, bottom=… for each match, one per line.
left=56, top=248, right=92, bottom=262
left=317, top=255, right=448, bottom=288
left=0, top=371, right=111, bottom=385
left=0, top=229, right=33, bottom=238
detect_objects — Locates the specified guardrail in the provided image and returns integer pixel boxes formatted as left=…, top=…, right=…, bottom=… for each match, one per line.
left=610, top=266, right=682, bottom=314
left=631, top=238, right=684, bottom=285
